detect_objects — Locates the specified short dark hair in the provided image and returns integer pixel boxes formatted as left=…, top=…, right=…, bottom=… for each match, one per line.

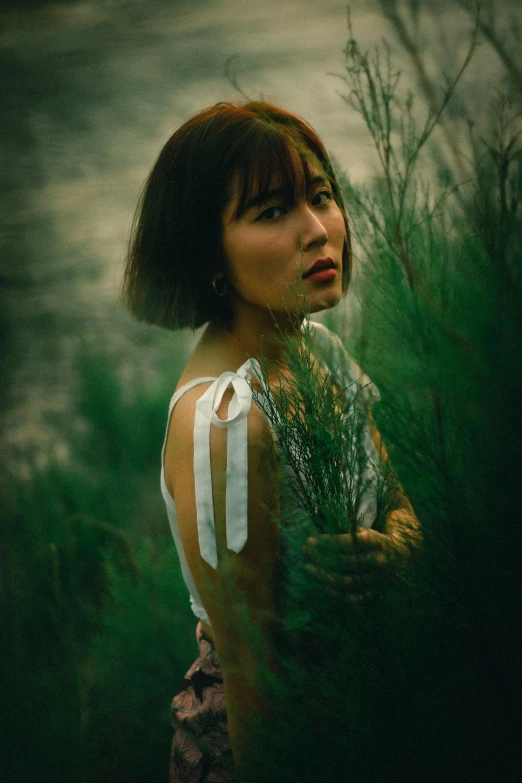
left=122, top=100, right=352, bottom=330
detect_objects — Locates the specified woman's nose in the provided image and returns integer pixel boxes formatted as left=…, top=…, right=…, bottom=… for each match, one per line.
left=299, top=206, right=328, bottom=252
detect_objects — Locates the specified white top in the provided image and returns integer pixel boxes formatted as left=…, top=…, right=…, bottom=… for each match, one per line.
left=160, top=321, right=381, bottom=626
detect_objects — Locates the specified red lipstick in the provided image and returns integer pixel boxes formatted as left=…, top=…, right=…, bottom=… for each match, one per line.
left=303, top=257, right=337, bottom=282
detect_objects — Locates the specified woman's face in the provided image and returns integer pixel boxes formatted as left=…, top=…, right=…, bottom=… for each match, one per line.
left=220, top=153, right=346, bottom=320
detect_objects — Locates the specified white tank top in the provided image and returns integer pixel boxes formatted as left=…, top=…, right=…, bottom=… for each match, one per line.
left=160, top=321, right=381, bottom=626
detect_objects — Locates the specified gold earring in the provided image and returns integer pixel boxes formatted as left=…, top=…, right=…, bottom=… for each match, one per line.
left=212, top=275, right=228, bottom=297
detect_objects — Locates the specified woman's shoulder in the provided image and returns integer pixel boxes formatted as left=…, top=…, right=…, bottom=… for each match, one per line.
left=306, top=319, right=351, bottom=375
left=306, top=319, right=344, bottom=353
left=166, top=341, right=269, bottom=453
left=307, top=320, right=381, bottom=405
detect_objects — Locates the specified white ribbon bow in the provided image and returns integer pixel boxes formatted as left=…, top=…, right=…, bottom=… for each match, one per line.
left=193, top=358, right=262, bottom=568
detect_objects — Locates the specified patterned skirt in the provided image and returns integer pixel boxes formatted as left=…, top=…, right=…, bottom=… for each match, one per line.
left=169, top=621, right=239, bottom=782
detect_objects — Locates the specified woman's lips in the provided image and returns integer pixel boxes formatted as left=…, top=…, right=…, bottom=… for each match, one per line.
left=303, top=256, right=336, bottom=281
left=305, top=268, right=337, bottom=283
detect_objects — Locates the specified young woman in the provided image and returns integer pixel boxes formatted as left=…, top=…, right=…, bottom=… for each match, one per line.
left=123, top=101, right=420, bottom=782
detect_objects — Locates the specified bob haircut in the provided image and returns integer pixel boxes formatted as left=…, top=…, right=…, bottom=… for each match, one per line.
left=123, top=100, right=352, bottom=330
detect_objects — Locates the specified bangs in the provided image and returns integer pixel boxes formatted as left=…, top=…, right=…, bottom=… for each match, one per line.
left=229, top=124, right=318, bottom=219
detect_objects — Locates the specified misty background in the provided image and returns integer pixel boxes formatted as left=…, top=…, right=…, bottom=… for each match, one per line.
left=0, top=0, right=510, bottom=475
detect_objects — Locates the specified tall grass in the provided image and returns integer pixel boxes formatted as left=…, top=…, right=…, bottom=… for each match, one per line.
left=1, top=336, right=197, bottom=782
left=210, top=5, right=522, bottom=781
left=323, top=5, right=521, bottom=780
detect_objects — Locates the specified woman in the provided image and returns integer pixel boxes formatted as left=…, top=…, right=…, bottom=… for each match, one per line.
left=123, top=101, right=420, bottom=781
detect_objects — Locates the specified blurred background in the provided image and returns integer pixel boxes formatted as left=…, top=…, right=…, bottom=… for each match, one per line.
left=1, top=0, right=519, bottom=780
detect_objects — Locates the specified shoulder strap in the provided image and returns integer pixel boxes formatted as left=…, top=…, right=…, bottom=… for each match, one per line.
left=193, top=357, right=262, bottom=569
left=162, top=358, right=264, bottom=570
left=170, top=376, right=219, bottom=410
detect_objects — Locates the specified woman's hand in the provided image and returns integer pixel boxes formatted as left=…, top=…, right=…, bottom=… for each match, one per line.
left=301, top=512, right=417, bottom=604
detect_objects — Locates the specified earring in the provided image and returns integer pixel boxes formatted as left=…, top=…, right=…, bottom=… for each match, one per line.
left=212, top=274, right=228, bottom=297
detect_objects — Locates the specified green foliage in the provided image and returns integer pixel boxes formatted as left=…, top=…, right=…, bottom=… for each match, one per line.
left=250, top=303, right=391, bottom=536
left=0, top=340, right=195, bottom=782
left=217, top=7, right=522, bottom=781
left=85, top=539, right=197, bottom=782
left=330, top=6, right=521, bottom=780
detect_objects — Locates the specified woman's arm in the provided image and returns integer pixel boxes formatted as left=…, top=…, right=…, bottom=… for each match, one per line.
left=166, top=385, right=283, bottom=773
left=367, top=407, right=423, bottom=551
left=302, top=406, right=422, bottom=603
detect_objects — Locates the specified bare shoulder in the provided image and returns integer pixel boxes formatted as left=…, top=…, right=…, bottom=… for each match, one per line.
left=164, top=380, right=273, bottom=483
left=164, top=379, right=281, bottom=664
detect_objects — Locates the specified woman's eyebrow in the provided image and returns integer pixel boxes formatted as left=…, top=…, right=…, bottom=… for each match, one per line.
left=243, top=187, right=288, bottom=212
left=308, top=174, right=328, bottom=188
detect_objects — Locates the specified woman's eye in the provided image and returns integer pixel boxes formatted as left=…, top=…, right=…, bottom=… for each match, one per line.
left=312, top=189, right=333, bottom=206
left=256, top=205, right=287, bottom=221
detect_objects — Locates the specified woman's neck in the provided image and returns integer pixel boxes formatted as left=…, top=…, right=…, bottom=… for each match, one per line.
left=210, top=306, right=305, bottom=368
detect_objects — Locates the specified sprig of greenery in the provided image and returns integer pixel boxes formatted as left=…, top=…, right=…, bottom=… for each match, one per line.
left=247, top=285, right=389, bottom=541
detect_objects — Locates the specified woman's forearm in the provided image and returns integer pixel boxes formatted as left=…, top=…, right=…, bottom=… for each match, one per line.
left=222, top=662, right=280, bottom=778
left=225, top=677, right=267, bottom=777
left=215, top=609, right=284, bottom=778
